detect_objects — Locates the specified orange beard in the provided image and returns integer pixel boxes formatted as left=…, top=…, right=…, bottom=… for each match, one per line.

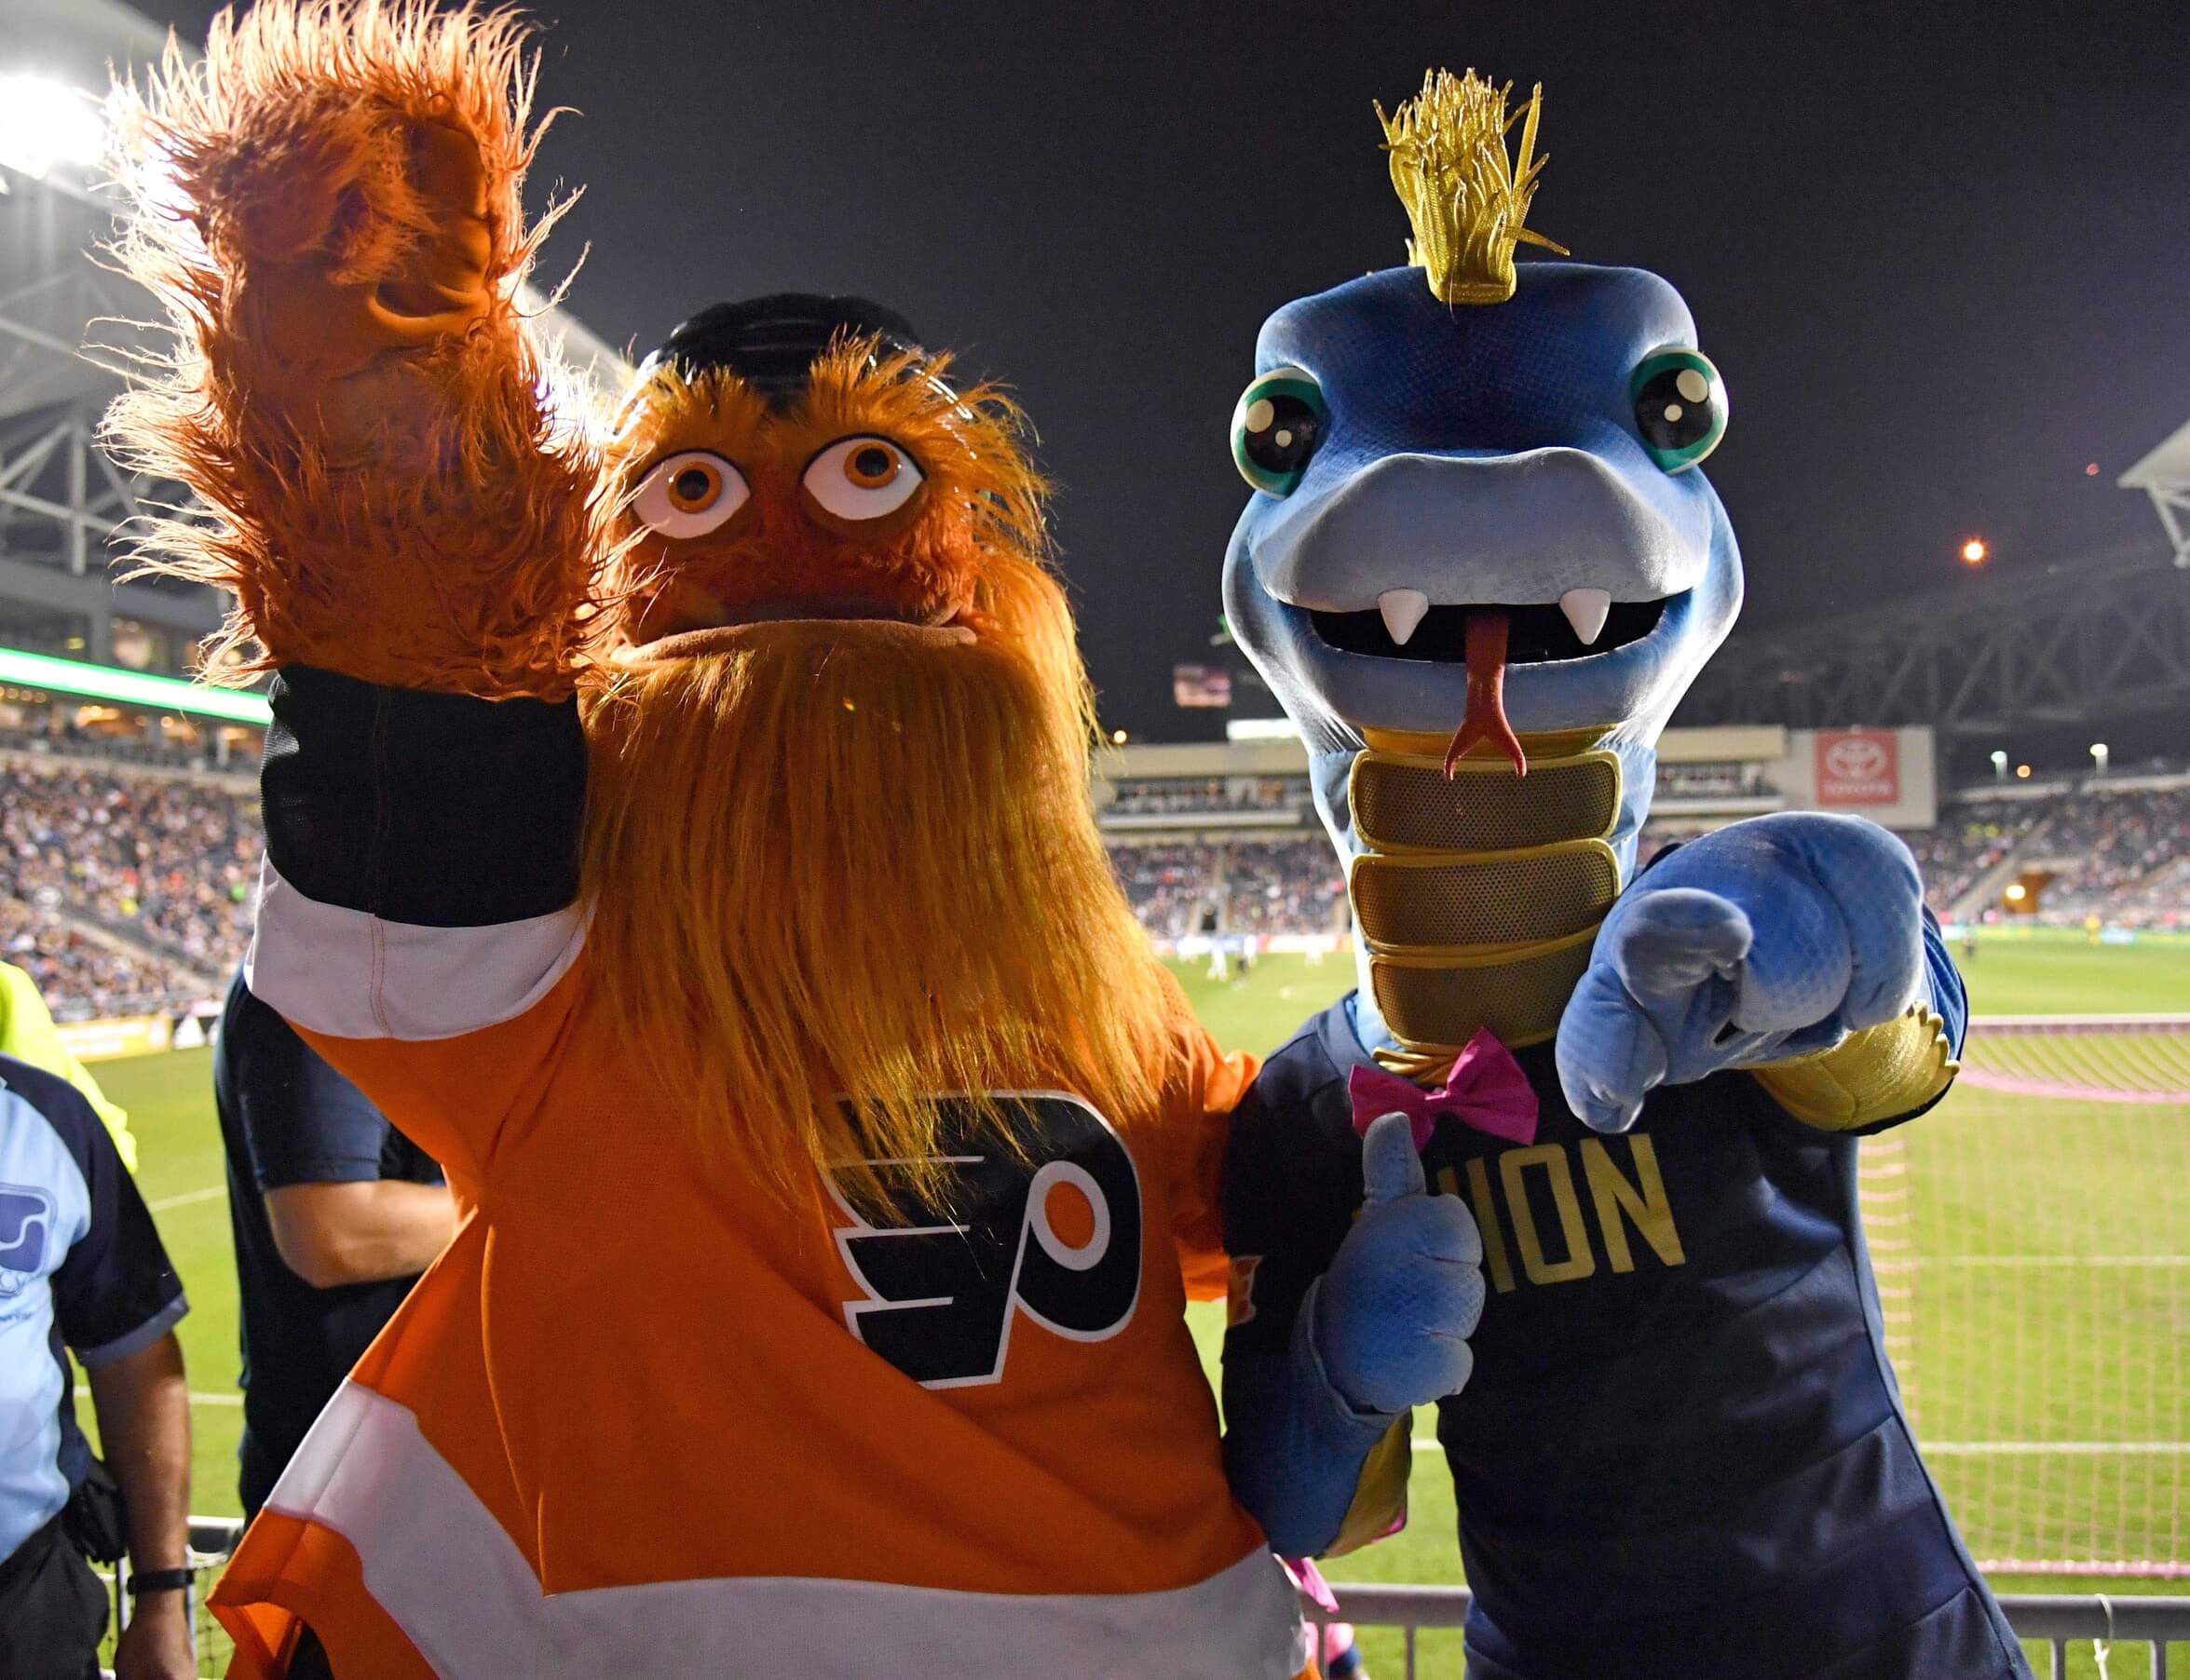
left=579, top=562, right=1179, bottom=1210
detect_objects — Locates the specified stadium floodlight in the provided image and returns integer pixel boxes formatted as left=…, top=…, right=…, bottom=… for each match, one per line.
left=2089, top=741, right=2109, bottom=772
left=2016, top=763, right=2032, bottom=779
left=0, top=646, right=270, bottom=725
left=1110, top=728, right=1129, bottom=745
left=1960, top=536, right=1989, bottom=565
left=0, top=75, right=106, bottom=182
left=1990, top=749, right=2007, bottom=779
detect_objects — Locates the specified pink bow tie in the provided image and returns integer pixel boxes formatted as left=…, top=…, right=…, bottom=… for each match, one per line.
left=1348, top=1027, right=1539, bottom=1150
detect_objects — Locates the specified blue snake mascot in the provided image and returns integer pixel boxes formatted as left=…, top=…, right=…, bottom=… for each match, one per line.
left=1216, top=71, right=2032, bottom=1680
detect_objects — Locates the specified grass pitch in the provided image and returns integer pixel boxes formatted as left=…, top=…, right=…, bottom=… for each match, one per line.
left=88, top=926, right=2187, bottom=1675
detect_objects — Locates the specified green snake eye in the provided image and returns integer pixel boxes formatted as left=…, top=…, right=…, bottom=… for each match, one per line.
left=1630, top=347, right=1727, bottom=474
left=1231, top=365, right=1328, bottom=496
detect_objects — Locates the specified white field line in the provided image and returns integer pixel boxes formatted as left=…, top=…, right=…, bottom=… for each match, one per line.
left=146, top=1185, right=224, bottom=1213
left=75, top=1384, right=240, bottom=1407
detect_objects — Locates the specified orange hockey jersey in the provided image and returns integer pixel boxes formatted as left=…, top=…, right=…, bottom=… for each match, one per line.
left=211, top=671, right=1306, bottom=1679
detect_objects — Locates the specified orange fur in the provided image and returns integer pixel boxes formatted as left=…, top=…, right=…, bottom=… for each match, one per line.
left=580, top=584, right=1182, bottom=1213
left=606, top=341, right=1049, bottom=649
left=102, top=1, right=608, bottom=697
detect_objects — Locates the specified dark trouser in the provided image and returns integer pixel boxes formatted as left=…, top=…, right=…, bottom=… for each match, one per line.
left=0, top=1513, right=106, bottom=1680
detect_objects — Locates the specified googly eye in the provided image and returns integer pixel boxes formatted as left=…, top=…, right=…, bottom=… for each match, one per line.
left=632, top=451, right=751, bottom=537
left=1231, top=365, right=1328, bottom=497
left=803, top=436, right=925, bottom=522
left=1630, top=347, right=1727, bottom=474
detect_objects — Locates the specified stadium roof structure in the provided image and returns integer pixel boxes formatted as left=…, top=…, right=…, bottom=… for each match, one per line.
left=2120, top=415, right=2190, bottom=571
left=0, top=0, right=630, bottom=670
left=1675, top=537, right=2190, bottom=738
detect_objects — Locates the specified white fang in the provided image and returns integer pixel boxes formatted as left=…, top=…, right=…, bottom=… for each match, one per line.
left=1559, top=588, right=1612, bottom=646
left=1377, top=589, right=1431, bottom=646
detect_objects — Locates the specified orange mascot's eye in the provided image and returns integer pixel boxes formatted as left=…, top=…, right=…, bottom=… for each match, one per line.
left=804, top=436, right=925, bottom=522
left=844, top=442, right=901, bottom=489
left=669, top=461, right=723, bottom=511
left=633, top=450, right=750, bottom=537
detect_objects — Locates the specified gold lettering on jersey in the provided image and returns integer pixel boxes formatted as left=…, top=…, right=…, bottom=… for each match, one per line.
left=1579, top=1135, right=1686, bottom=1272
left=1435, top=1136, right=1686, bottom=1292
left=1458, top=1159, right=1518, bottom=1295
left=1500, top=1145, right=1596, bottom=1285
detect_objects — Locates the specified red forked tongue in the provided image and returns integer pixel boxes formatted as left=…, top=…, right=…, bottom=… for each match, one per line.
left=1444, top=610, right=1528, bottom=779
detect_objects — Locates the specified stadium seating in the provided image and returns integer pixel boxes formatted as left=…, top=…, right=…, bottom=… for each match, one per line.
left=6, top=752, right=2189, bottom=1016
left=0, top=756, right=253, bottom=1013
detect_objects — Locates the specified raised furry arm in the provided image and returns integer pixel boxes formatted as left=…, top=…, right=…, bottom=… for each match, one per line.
left=102, top=0, right=605, bottom=698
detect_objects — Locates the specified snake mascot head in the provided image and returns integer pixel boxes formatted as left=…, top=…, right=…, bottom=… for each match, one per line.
left=101, top=7, right=1311, bottom=1673
left=1220, top=70, right=1741, bottom=1062
left=1217, top=73, right=2023, bottom=1680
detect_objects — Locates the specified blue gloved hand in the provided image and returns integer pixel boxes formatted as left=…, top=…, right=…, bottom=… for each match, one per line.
left=1309, top=1112, right=1486, bottom=1416
left=1557, top=812, right=1930, bottom=1134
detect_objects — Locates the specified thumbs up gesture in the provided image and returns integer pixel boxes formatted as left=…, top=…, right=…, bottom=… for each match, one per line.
left=1309, top=1113, right=1487, bottom=1416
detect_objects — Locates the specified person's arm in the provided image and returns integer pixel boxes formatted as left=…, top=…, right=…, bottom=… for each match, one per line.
left=264, top=1179, right=457, bottom=1288
left=106, top=6, right=602, bottom=1184
left=1220, top=1077, right=1482, bottom=1559
left=86, top=1333, right=194, bottom=1680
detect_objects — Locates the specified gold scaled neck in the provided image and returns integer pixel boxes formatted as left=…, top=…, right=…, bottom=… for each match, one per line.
left=1376, top=69, right=1570, bottom=305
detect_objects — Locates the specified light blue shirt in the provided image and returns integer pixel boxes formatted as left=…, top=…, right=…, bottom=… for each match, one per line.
left=0, top=1056, right=186, bottom=1563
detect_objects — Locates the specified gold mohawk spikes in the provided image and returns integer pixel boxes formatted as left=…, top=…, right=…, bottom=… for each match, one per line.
left=1376, top=69, right=1570, bottom=305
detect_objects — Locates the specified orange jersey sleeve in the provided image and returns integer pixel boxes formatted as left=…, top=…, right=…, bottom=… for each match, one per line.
left=1160, top=1016, right=1259, bottom=1303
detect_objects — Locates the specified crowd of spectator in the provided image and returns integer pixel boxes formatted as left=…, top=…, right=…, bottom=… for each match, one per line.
left=1108, top=837, right=1344, bottom=940
left=1899, top=798, right=2054, bottom=914
left=0, top=760, right=257, bottom=995
left=0, top=898, right=204, bottom=1022
left=0, top=719, right=257, bottom=774
left=2027, top=786, right=2190, bottom=928
left=1103, top=776, right=1312, bottom=818
left=6, top=754, right=2190, bottom=1020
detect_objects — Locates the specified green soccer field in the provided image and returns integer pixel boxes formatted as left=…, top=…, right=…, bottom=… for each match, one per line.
left=87, top=926, right=2187, bottom=1675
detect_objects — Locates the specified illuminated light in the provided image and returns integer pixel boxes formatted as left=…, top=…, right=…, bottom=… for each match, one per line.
left=0, top=647, right=270, bottom=724
left=2016, top=763, right=2032, bottom=779
left=1110, top=728, right=1129, bottom=744
left=2090, top=742, right=2109, bottom=771
left=2085, top=462, right=2100, bottom=477
left=1960, top=537, right=1988, bottom=565
left=0, top=75, right=106, bottom=180
left=2005, top=883, right=2027, bottom=902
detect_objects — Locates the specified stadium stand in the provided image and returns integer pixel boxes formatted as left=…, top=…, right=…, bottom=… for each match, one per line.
left=0, top=757, right=254, bottom=1007
left=1109, top=836, right=1347, bottom=941
left=1106, top=775, right=1313, bottom=817
left=1906, top=797, right=2060, bottom=915
left=4, top=743, right=2189, bottom=1012
left=2022, top=784, right=2190, bottom=928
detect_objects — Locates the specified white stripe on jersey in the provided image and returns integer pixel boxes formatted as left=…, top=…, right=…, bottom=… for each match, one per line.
left=248, top=859, right=586, bottom=1042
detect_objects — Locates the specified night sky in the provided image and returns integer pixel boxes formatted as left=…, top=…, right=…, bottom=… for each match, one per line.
left=138, top=1, right=2190, bottom=739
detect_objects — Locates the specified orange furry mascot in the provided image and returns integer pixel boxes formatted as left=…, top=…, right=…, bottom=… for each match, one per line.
left=106, top=6, right=1306, bottom=1675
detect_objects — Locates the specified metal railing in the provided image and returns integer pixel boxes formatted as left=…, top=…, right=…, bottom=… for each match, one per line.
left=107, top=1522, right=2190, bottom=1679
left=1312, top=1584, right=2190, bottom=1680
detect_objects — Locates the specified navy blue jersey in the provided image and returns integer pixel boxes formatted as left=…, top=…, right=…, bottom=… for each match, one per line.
left=213, top=967, right=443, bottom=1512
left=1224, top=996, right=2029, bottom=1680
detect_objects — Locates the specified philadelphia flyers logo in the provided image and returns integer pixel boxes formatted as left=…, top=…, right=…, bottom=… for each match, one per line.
left=828, top=1092, right=1142, bottom=1389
